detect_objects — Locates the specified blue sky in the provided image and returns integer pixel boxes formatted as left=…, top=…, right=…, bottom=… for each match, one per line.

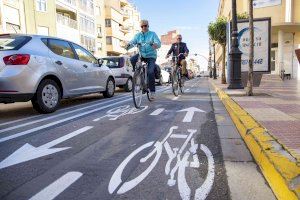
left=130, top=0, right=220, bottom=68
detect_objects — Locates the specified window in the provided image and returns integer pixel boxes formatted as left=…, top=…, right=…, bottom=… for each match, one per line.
left=102, top=57, right=120, bottom=68
left=0, top=35, right=31, bottom=51
left=48, top=39, right=75, bottom=59
left=95, top=6, right=101, bottom=16
left=36, top=0, right=47, bottom=12
left=97, top=42, right=102, bottom=51
left=80, top=35, right=95, bottom=52
left=97, top=26, right=102, bottom=37
left=105, top=19, right=111, bottom=27
left=37, top=26, right=49, bottom=36
left=106, top=36, right=112, bottom=45
left=80, top=15, right=95, bottom=34
left=72, top=43, right=97, bottom=64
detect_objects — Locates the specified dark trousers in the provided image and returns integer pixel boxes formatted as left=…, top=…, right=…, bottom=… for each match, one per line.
left=130, top=54, right=156, bottom=92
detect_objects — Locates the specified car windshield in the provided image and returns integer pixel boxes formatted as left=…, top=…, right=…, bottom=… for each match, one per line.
left=0, top=35, right=31, bottom=51
left=102, top=57, right=122, bottom=68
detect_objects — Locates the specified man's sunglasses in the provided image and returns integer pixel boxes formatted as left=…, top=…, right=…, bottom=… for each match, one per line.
left=141, top=25, right=148, bottom=28
left=177, top=38, right=182, bottom=40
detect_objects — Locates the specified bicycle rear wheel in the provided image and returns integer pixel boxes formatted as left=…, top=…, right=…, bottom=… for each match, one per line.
left=172, top=71, right=179, bottom=96
left=132, top=70, right=143, bottom=108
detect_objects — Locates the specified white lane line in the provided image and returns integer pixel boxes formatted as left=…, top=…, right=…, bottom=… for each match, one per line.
left=0, top=93, right=130, bottom=127
left=0, top=94, right=131, bottom=134
left=0, top=87, right=170, bottom=143
left=29, top=172, right=82, bottom=200
left=150, top=108, right=165, bottom=116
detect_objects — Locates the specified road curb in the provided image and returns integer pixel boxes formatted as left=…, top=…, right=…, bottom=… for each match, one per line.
left=210, top=81, right=300, bottom=200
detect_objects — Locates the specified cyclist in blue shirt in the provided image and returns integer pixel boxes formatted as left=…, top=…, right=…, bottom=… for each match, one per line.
left=126, top=20, right=161, bottom=100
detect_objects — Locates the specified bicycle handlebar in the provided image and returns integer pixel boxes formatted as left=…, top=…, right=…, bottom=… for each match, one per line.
left=172, top=53, right=185, bottom=58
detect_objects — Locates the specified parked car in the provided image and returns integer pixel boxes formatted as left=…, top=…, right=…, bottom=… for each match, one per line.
left=101, top=56, right=134, bottom=92
left=0, top=34, right=115, bottom=113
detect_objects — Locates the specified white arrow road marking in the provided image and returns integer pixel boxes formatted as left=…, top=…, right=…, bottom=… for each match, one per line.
left=29, top=171, right=83, bottom=200
left=150, top=108, right=165, bottom=116
left=0, top=126, right=93, bottom=169
left=177, top=107, right=206, bottom=123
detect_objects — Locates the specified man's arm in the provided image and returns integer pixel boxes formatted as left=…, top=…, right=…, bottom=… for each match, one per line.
left=151, top=32, right=161, bottom=49
left=166, top=44, right=174, bottom=58
left=126, top=34, right=139, bottom=50
left=184, top=43, right=189, bottom=56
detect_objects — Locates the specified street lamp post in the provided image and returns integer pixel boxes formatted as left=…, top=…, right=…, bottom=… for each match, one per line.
left=208, top=40, right=213, bottom=78
left=228, top=0, right=244, bottom=89
left=213, top=44, right=217, bottom=79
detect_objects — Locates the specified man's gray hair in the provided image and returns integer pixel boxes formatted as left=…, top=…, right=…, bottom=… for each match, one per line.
left=140, top=20, right=149, bottom=26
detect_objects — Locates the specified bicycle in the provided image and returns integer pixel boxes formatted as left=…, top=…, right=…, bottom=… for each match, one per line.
left=171, top=53, right=185, bottom=96
left=131, top=43, right=153, bottom=109
left=108, top=126, right=215, bottom=199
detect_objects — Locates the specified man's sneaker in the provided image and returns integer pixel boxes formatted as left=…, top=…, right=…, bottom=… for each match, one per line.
left=150, top=92, right=156, bottom=100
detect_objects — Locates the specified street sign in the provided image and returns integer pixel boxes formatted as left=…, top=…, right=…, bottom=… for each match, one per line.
left=227, top=18, right=271, bottom=73
left=238, top=18, right=271, bottom=72
left=253, top=0, right=281, bottom=8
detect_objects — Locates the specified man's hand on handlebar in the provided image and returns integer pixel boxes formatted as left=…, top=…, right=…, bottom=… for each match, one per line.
left=152, top=43, right=159, bottom=49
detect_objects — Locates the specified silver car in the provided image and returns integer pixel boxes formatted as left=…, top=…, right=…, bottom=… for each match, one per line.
left=102, top=56, right=134, bottom=92
left=0, top=34, right=115, bottom=113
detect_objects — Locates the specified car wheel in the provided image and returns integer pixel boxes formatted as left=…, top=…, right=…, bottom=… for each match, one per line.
left=31, top=79, right=61, bottom=114
left=103, top=77, right=115, bottom=98
left=124, top=78, right=133, bottom=92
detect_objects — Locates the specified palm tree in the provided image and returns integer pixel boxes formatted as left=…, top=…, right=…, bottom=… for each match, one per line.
left=208, top=17, right=227, bottom=84
left=246, top=0, right=254, bottom=96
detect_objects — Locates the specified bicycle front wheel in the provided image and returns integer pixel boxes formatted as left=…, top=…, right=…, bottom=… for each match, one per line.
left=132, top=70, right=143, bottom=108
left=172, top=71, right=179, bottom=96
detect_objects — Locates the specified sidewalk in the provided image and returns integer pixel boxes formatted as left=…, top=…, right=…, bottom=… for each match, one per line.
left=210, top=74, right=300, bottom=200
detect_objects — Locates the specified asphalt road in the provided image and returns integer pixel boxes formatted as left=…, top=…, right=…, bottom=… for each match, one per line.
left=0, top=78, right=274, bottom=200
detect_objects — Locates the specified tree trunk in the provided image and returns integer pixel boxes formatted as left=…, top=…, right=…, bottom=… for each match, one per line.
left=221, top=44, right=226, bottom=84
left=246, top=0, right=254, bottom=96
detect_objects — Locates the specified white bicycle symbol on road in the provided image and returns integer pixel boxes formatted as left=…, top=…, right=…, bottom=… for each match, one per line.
left=93, top=105, right=148, bottom=121
left=108, top=126, right=215, bottom=200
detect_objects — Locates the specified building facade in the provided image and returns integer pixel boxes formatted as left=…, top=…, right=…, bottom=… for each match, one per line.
left=104, top=0, right=140, bottom=56
left=1, top=0, right=140, bottom=57
left=217, top=0, right=300, bottom=80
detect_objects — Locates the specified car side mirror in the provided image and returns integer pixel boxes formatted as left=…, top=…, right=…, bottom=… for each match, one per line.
left=98, top=59, right=104, bottom=67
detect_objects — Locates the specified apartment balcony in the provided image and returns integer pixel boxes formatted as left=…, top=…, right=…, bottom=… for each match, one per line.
left=56, top=0, right=77, bottom=12
left=120, top=0, right=129, bottom=7
left=120, top=25, right=130, bottom=33
left=56, top=14, right=79, bottom=43
left=56, top=13, right=77, bottom=29
left=122, top=9, right=130, bottom=20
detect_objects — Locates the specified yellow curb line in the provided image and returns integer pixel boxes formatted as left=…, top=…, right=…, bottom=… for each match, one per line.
left=210, top=81, right=300, bottom=200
